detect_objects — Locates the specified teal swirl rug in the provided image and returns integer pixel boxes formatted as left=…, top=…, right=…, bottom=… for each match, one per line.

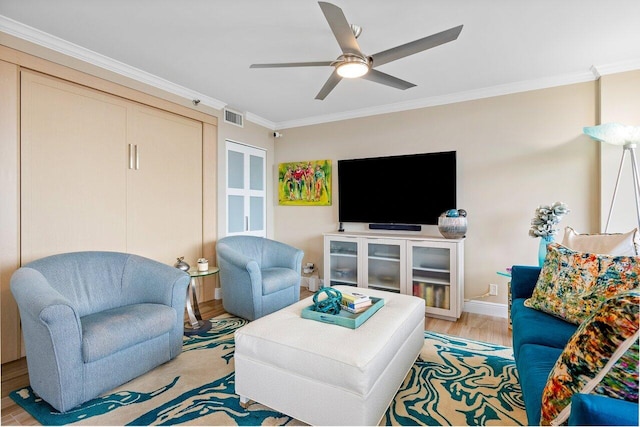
left=10, top=315, right=526, bottom=426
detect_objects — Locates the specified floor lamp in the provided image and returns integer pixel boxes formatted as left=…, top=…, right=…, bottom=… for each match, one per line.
left=583, top=123, right=640, bottom=233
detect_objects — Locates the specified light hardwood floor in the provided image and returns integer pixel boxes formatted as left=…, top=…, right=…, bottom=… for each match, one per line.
left=1, top=288, right=512, bottom=425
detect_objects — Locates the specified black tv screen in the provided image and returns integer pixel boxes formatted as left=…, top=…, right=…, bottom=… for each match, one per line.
left=338, top=151, right=456, bottom=226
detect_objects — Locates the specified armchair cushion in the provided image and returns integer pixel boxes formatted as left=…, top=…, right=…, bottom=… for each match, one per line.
left=262, top=267, right=301, bottom=295
left=81, top=303, right=176, bottom=363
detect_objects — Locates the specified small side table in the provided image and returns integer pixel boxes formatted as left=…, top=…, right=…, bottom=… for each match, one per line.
left=497, top=268, right=512, bottom=330
left=185, top=266, right=220, bottom=336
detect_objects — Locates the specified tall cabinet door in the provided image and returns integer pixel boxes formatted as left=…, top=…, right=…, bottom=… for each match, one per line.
left=225, top=140, right=266, bottom=237
left=127, top=105, right=203, bottom=265
left=20, top=70, right=129, bottom=263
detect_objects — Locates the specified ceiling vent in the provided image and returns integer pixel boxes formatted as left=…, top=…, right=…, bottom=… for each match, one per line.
left=224, top=108, right=244, bottom=127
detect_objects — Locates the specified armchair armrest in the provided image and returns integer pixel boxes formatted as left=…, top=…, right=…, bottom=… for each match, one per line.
left=122, top=254, right=190, bottom=309
left=510, top=265, right=541, bottom=299
left=569, top=394, right=639, bottom=426
left=262, top=239, right=304, bottom=272
left=216, top=242, right=263, bottom=291
left=10, top=267, right=84, bottom=411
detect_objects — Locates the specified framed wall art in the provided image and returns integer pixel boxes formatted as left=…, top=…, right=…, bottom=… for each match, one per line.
left=278, top=159, right=331, bottom=206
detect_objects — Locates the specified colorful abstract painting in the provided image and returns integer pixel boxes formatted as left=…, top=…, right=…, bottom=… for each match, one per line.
left=278, top=159, right=331, bottom=206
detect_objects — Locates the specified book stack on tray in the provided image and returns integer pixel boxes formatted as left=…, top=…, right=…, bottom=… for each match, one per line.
left=340, top=291, right=372, bottom=313
left=301, top=290, right=385, bottom=329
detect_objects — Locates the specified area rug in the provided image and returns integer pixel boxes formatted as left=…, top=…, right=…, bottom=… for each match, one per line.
left=10, top=315, right=527, bottom=426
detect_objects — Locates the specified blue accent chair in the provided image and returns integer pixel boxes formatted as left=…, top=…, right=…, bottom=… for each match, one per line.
left=216, top=236, right=304, bottom=321
left=10, top=251, right=190, bottom=413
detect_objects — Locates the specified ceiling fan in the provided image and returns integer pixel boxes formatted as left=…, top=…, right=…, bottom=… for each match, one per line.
left=250, top=1, right=463, bottom=100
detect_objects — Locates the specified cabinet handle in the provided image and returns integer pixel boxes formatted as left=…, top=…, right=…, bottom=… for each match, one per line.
left=135, top=144, right=140, bottom=170
left=128, top=144, right=134, bottom=169
left=245, top=216, right=249, bottom=231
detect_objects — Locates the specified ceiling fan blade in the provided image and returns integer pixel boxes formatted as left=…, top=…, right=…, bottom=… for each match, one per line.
left=315, top=69, right=342, bottom=100
left=362, top=69, right=416, bottom=90
left=318, top=2, right=361, bottom=56
left=370, top=24, right=463, bottom=67
left=250, top=61, right=333, bottom=68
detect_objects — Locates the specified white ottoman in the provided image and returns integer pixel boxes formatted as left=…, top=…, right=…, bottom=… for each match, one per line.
left=234, top=286, right=425, bottom=426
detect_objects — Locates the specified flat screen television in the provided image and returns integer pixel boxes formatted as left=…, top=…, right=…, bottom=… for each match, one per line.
left=338, top=151, right=456, bottom=227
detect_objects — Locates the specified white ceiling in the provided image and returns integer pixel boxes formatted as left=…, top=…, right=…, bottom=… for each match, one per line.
left=1, top=0, right=640, bottom=129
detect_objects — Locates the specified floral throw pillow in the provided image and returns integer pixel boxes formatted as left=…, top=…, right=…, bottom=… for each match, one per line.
left=524, top=243, right=639, bottom=324
left=540, top=290, right=639, bottom=426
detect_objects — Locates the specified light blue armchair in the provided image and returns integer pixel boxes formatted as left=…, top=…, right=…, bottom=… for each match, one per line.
left=10, top=251, right=190, bottom=413
left=216, top=236, right=304, bottom=321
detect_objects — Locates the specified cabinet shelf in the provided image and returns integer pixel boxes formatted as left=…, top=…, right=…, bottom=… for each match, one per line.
left=413, top=266, right=450, bottom=274
left=413, top=276, right=451, bottom=286
left=368, top=283, right=400, bottom=293
left=368, top=256, right=400, bottom=262
left=331, top=252, right=357, bottom=258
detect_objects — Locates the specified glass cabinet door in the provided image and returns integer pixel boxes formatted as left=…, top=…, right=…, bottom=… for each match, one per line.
left=365, top=240, right=405, bottom=293
left=409, top=242, right=455, bottom=316
left=327, top=238, right=359, bottom=287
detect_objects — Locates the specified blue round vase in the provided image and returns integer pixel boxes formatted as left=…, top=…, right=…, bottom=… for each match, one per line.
left=538, top=236, right=554, bottom=266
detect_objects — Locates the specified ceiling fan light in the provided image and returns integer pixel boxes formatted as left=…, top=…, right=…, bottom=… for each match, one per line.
left=336, top=58, right=369, bottom=78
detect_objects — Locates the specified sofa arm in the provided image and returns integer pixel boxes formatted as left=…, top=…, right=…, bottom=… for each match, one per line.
left=569, top=394, right=639, bottom=426
left=510, top=265, right=541, bottom=299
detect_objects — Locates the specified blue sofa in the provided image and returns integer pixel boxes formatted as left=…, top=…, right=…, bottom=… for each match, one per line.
left=510, top=265, right=639, bottom=426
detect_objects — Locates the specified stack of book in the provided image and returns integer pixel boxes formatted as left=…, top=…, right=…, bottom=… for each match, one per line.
left=341, top=291, right=372, bottom=314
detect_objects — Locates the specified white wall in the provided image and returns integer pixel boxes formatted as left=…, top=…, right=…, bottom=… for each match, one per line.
left=273, top=81, right=600, bottom=305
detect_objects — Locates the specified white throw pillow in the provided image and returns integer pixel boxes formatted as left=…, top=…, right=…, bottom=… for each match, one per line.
left=561, top=226, right=639, bottom=256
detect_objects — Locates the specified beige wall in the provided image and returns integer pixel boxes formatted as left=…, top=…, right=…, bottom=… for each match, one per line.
left=598, top=70, right=640, bottom=233
left=274, top=82, right=600, bottom=305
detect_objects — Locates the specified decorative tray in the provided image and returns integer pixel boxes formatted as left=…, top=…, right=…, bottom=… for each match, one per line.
left=301, top=296, right=384, bottom=329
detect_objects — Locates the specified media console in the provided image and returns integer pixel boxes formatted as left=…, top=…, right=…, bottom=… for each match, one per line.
left=323, top=231, right=464, bottom=321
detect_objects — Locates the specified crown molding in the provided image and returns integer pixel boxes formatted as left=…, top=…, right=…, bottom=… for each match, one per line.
left=0, top=15, right=233, bottom=111
left=3, top=15, right=638, bottom=132
left=275, top=70, right=599, bottom=130
left=591, top=58, right=640, bottom=78
left=245, top=112, right=277, bottom=130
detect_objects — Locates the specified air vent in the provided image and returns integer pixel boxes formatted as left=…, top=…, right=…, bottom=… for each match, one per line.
left=224, top=108, right=244, bottom=127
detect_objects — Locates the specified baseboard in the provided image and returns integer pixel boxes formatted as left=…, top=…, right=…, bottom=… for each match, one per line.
left=463, top=300, right=508, bottom=318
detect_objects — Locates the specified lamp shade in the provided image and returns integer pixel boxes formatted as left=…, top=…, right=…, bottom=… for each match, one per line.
left=583, top=123, right=640, bottom=146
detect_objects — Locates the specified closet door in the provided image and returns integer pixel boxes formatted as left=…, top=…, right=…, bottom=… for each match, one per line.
left=127, top=105, right=203, bottom=265
left=225, top=140, right=266, bottom=237
left=20, top=71, right=128, bottom=263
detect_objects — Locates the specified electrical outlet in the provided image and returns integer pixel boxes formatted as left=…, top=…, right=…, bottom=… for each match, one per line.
left=489, top=284, right=498, bottom=296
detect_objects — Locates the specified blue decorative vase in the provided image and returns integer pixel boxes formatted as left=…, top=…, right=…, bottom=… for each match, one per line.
left=538, top=236, right=554, bottom=266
